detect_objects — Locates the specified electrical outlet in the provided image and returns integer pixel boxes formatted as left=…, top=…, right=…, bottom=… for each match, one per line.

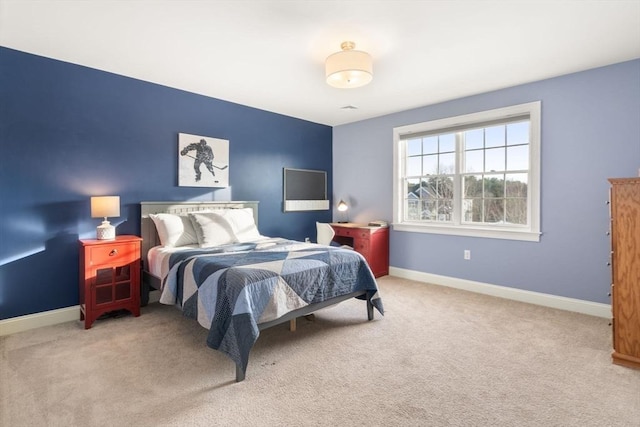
left=464, top=250, right=471, bottom=260
left=305, top=237, right=310, bottom=243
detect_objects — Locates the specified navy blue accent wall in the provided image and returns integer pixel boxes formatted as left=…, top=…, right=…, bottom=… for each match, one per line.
left=0, top=47, right=333, bottom=320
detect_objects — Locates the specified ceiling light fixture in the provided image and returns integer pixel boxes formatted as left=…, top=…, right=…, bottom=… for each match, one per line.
left=325, top=41, right=373, bottom=89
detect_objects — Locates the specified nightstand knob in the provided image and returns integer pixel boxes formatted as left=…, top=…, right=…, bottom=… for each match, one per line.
left=109, top=249, right=118, bottom=256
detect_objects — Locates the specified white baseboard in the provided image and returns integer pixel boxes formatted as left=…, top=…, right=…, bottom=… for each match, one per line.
left=0, top=291, right=163, bottom=337
left=0, top=306, right=80, bottom=337
left=0, top=272, right=610, bottom=337
left=389, top=267, right=611, bottom=318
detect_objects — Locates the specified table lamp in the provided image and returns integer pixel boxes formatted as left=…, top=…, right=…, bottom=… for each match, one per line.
left=337, top=199, right=349, bottom=223
left=91, top=196, right=120, bottom=240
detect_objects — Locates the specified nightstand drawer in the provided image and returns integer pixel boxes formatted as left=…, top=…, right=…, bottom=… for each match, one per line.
left=89, top=243, right=138, bottom=267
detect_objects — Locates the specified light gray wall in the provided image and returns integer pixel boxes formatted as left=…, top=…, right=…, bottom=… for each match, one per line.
left=332, top=59, right=640, bottom=304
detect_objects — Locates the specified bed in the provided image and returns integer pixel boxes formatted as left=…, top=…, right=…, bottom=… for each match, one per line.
left=140, top=201, right=384, bottom=382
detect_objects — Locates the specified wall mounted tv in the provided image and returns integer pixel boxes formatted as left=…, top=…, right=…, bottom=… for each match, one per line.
left=283, top=168, right=330, bottom=212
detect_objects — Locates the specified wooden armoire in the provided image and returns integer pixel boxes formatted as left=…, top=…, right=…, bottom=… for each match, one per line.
left=608, top=177, right=640, bottom=369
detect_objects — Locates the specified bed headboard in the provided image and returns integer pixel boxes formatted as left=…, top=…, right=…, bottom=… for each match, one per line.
left=140, top=200, right=259, bottom=269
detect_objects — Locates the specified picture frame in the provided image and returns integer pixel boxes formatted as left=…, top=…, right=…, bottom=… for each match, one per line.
left=178, top=133, right=229, bottom=188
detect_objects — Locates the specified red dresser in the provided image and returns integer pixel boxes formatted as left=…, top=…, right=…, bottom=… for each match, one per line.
left=330, top=223, right=389, bottom=278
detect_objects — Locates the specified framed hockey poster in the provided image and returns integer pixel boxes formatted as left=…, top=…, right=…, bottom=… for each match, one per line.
left=178, top=133, right=229, bottom=188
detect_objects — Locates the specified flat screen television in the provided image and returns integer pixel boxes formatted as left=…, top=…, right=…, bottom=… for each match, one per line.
left=283, top=168, right=330, bottom=212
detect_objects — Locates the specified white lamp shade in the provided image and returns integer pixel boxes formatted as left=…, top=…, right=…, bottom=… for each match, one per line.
left=91, top=196, right=120, bottom=218
left=337, top=200, right=349, bottom=212
left=326, top=42, right=373, bottom=89
left=91, top=196, right=120, bottom=240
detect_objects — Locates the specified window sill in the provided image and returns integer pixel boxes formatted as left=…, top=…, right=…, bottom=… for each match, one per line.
left=392, top=222, right=541, bottom=242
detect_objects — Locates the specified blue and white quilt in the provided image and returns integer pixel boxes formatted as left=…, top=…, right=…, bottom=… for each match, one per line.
left=159, top=238, right=384, bottom=374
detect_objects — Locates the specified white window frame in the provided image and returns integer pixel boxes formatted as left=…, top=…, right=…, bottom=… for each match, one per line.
left=393, top=101, right=541, bottom=242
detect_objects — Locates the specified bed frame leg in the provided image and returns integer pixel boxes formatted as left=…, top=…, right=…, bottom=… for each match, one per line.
left=140, top=275, right=150, bottom=307
left=367, top=299, right=374, bottom=321
left=289, top=318, right=297, bottom=332
left=236, top=364, right=246, bottom=382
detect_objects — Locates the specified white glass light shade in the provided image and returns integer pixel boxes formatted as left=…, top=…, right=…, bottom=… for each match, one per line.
left=325, top=41, right=373, bottom=89
left=91, top=196, right=120, bottom=240
left=337, top=200, right=348, bottom=212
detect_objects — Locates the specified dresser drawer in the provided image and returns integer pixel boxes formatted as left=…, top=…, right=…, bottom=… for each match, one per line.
left=333, top=227, right=370, bottom=240
left=329, top=223, right=388, bottom=278
left=354, top=244, right=370, bottom=259
left=88, top=243, right=139, bottom=267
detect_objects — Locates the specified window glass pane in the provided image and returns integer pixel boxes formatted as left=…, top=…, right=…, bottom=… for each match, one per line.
left=406, top=198, right=420, bottom=220
left=506, top=145, right=528, bottom=171
left=407, top=139, right=422, bottom=156
left=406, top=156, right=421, bottom=176
left=507, top=122, right=529, bottom=146
left=423, top=136, right=438, bottom=154
left=423, top=200, right=436, bottom=220
left=439, top=133, right=455, bottom=152
left=463, top=198, right=482, bottom=222
left=485, top=147, right=505, bottom=172
left=505, top=198, right=527, bottom=224
left=465, top=149, right=483, bottom=173
left=438, top=177, right=454, bottom=199
left=423, top=154, right=438, bottom=175
left=424, top=178, right=437, bottom=199
left=464, top=129, right=484, bottom=150
left=485, top=125, right=505, bottom=148
left=484, top=199, right=504, bottom=223
left=505, top=173, right=528, bottom=197
left=438, top=152, right=455, bottom=174
left=464, top=175, right=483, bottom=198
left=483, top=175, right=504, bottom=198
left=438, top=200, right=453, bottom=222
left=405, top=178, right=420, bottom=197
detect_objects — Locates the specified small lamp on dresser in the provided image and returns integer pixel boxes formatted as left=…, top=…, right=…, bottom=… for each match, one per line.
left=337, top=199, right=349, bottom=223
left=90, top=196, right=120, bottom=240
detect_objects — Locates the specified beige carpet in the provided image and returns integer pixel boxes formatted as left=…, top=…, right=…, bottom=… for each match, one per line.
left=1, top=276, right=639, bottom=426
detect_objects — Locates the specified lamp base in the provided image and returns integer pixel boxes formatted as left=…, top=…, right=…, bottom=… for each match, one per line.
left=96, top=221, right=116, bottom=240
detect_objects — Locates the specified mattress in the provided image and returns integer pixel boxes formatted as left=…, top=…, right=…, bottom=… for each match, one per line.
left=147, top=244, right=198, bottom=279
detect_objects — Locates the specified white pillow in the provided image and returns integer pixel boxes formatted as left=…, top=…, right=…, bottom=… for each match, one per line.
left=149, top=213, right=199, bottom=247
left=218, top=208, right=261, bottom=242
left=189, top=212, right=236, bottom=248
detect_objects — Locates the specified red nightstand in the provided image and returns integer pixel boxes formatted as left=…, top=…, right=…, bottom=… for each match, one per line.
left=79, top=235, right=142, bottom=329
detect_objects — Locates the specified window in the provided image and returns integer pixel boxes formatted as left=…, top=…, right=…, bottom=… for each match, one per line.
left=393, top=102, right=541, bottom=241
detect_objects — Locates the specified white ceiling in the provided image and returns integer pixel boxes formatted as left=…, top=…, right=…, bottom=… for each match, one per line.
left=1, top=1, right=639, bottom=126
